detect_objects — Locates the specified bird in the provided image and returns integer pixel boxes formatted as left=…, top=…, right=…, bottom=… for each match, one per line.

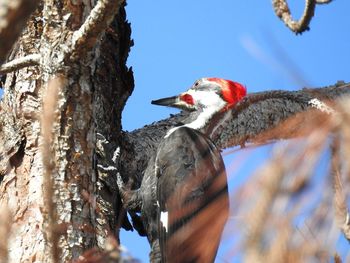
left=150, top=77, right=246, bottom=262
left=116, top=78, right=246, bottom=262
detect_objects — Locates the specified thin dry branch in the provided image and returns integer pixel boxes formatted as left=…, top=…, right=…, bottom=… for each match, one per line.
left=0, top=0, right=39, bottom=65
left=316, top=0, right=332, bottom=4
left=272, top=0, right=316, bottom=34
left=68, top=0, right=125, bottom=60
left=0, top=53, right=40, bottom=74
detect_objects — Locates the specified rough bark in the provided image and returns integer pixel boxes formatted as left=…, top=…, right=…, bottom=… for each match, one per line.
left=0, top=1, right=132, bottom=262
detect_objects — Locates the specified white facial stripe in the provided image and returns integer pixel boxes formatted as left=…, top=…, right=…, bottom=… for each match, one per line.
left=184, top=90, right=226, bottom=130
left=187, top=89, right=226, bottom=109
left=160, top=211, right=168, bottom=232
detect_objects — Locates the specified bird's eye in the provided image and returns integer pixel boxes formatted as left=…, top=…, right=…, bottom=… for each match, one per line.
left=194, top=81, right=199, bottom=87
left=180, top=94, right=194, bottom=105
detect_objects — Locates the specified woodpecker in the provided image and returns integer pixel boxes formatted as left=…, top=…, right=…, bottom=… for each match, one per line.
left=117, top=78, right=246, bottom=262
left=151, top=77, right=246, bottom=262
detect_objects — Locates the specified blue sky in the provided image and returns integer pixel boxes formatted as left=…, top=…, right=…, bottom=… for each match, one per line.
left=121, top=1, right=350, bottom=262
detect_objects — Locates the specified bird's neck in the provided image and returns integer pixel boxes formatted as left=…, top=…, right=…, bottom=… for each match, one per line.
left=164, top=106, right=224, bottom=139
left=184, top=106, right=221, bottom=132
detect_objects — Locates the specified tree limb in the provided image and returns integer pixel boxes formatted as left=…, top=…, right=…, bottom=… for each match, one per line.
left=209, top=82, right=350, bottom=149
left=272, top=0, right=316, bottom=34
left=67, top=0, right=125, bottom=61
left=121, top=82, right=350, bottom=189
left=0, top=53, right=40, bottom=74
left=0, top=0, right=39, bottom=65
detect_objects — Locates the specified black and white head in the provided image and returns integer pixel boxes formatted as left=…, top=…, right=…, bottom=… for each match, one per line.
left=151, top=77, right=246, bottom=113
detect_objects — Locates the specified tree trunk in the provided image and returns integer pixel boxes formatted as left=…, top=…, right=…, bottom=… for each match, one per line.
left=0, top=1, right=133, bottom=262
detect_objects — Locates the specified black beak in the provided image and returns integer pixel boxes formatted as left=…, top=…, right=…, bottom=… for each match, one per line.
left=151, top=96, right=178, bottom=107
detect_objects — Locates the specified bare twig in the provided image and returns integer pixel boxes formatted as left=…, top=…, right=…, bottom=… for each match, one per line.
left=316, top=0, right=332, bottom=4
left=0, top=54, right=40, bottom=74
left=68, top=0, right=125, bottom=60
left=272, top=0, right=316, bottom=34
left=0, top=0, right=39, bottom=64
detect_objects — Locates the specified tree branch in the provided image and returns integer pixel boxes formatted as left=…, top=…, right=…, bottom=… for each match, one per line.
left=121, top=82, right=350, bottom=190
left=67, top=0, right=125, bottom=60
left=0, top=0, right=39, bottom=65
left=209, top=82, right=350, bottom=149
left=272, top=0, right=316, bottom=34
left=0, top=53, right=40, bottom=74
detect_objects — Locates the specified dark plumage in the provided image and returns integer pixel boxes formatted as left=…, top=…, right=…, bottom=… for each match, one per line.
left=156, top=126, right=228, bottom=263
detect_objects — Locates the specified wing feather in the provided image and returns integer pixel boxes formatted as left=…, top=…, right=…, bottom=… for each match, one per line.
left=156, top=127, right=229, bottom=263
